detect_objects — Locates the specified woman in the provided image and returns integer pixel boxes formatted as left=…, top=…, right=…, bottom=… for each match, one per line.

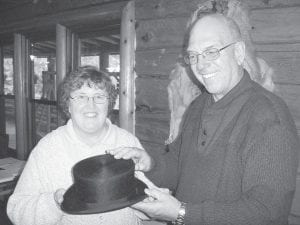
left=7, top=66, right=143, bottom=225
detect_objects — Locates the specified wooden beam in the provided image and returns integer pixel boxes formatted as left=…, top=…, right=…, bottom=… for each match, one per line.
left=136, top=112, right=169, bottom=145
left=0, top=47, right=6, bottom=134
left=135, top=0, right=300, bottom=20
left=136, top=47, right=182, bottom=76
left=0, top=2, right=126, bottom=37
left=77, top=26, right=120, bottom=39
left=136, top=76, right=169, bottom=113
left=14, top=33, right=30, bottom=160
left=95, top=36, right=119, bottom=45
left=251, top=6, right=300, bottom=44
left=136, top=17, right=187, bottom=50
left=77, top=38, right=82, bottom=67
left=71, top=33, right=80, bottom=70
left=0, top=0, right=127, bottom=24
left=34, top=42, right=56, bottom=50
left=119, top=0, right=135, bottom=133
left=56, top=24, right=68, bottom=126
left=100, top=51, right=109, bottom=71
left=27, top=41, right=35, bottom=151
left=56, top=24, right=68, bottom=89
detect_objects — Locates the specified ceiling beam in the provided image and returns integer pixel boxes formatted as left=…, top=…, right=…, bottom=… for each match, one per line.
left=94, top=36, right=119, bottom=45
left=0, top=1, right=126, bottom=37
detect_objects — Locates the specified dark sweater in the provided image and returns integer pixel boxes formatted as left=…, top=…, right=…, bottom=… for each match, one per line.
left=147, top=72, right=300, bottom=225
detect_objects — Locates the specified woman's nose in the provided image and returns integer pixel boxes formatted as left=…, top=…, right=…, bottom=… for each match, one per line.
left=86, top=97, right=96, bottom=107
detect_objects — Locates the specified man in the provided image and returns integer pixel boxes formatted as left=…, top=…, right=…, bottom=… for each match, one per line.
left=109, top=14, right=299, bottom=225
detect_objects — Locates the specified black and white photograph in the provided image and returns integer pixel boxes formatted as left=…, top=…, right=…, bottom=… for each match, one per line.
left=0, top=0, right=299, bottom=224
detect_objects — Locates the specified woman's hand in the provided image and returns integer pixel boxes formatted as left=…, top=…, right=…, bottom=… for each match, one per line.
left=132, top=187, right=181, bottom=222
left=106, top=147, right=154, bottom=172
left=54, top=188, right=66, bottom=208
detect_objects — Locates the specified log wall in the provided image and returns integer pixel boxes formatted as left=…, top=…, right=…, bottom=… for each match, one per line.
left=134, top=0, right=300, bottom=149
left=134, top=0, right=300, bottom=222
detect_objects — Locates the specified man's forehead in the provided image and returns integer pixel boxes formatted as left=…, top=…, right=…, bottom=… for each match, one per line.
left=187, top=38, right=221, bottom=52
left=188, top=16, right=230, bottom=50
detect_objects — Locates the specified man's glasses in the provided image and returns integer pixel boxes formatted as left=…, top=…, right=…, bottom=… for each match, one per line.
left=184, top=42, right=237, bottom=65
left=70, top=94, right=109, bottom=104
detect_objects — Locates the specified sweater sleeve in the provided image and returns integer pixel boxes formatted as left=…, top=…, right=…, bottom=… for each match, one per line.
left=146, top=134, right=182, bottom=191
left=7, top=149, right=63, bottom=225
left=184, top=124, right=299, bottom=225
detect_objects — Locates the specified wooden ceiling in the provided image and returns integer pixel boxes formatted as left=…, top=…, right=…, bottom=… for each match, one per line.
left=0, top=0, right=31, bottom=11
left=0, top=0, right=124, bottom=56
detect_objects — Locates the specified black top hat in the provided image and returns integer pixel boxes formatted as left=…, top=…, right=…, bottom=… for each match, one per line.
left=61, top=154, right=146, bottom=214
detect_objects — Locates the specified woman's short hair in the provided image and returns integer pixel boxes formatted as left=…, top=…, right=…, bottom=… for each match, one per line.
left=58, top=66, right=118, bottom=118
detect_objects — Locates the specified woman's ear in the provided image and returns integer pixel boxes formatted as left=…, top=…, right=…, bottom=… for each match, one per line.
left=234, top=41, right=246, bottom=65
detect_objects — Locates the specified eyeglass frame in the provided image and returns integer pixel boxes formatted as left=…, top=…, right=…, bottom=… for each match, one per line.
left=70, top=94, right=109, bottom=104
left=184, top=42, right=237, bottom=65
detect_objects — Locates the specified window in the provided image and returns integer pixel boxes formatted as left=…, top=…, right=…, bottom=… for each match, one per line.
left=2, top=45, right=16, bottom=151
left=30, top=40, right=58, bottom=143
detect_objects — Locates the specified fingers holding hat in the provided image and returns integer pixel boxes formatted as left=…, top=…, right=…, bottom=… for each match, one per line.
left=106, top=147, right=153, bottom=172
left=131, top=188, right=180, bottom=221
left=54, top=188, right=66, bottom=207
left=135, top=171, right=156, bottom=189
left=135, top=172, right=171, bottom=195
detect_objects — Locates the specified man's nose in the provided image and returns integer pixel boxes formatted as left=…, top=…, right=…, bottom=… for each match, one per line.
left=196, top=57, right=210, bottom=71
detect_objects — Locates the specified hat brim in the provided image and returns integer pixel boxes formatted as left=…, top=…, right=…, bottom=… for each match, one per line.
left=61, top=178, right=147, bottom=214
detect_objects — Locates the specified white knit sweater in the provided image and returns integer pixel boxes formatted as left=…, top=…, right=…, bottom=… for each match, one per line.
left=7, top=119, right=143, bottom=225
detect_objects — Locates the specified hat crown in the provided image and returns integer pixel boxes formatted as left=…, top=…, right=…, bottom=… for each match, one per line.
left=73, top=154, right=133, bottom=179
left=62, top=154, right=146, bottom=214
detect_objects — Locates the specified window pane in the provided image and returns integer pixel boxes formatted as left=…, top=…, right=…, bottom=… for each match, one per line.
left=34, top=103, right=58, bottom=142
left=3, top=45, right=16, bottom=151
left=4, top=45, right=14, bottom=95
left=108, top=54, right=120, bottom=73
left=79, top=36, right=120, bottom=125
left=5, top=98, right=16, bottom=150
left=30, top=40, right=58, bottom=143
left=81, top=56, right=100, bottom=69
left=31, top=41, right=56, bottom=101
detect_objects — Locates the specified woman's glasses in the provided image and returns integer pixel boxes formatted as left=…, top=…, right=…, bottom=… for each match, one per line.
left=70, top=94, right=109, bottom=104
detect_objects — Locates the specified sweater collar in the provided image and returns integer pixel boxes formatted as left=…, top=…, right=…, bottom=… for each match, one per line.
left=65, top=119, right=112, bottom=147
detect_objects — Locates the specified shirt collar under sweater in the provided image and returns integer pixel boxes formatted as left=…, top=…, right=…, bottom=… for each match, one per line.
left=204, top=70, right=253, bottom=110
left=195, top=71, right=254, bottom=152
left=65, top=118, right=112, bottom=148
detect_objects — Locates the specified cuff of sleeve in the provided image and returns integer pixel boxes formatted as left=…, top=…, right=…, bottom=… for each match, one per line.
left=184, top=203, right=204, bottom=225
left=36, top=192, right=64, bottom=224
left=145, top=155, right=166, bottom=186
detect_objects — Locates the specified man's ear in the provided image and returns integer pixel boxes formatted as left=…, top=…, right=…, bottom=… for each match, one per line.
left=234, top=41, right=245, bottom=65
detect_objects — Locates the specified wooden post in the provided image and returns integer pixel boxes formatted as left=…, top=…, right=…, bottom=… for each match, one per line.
left=56, top=24, right=68, bottom=87
left=56, top=24, right=70, bottom=125
left=119, top=0, right=135, bottom=134
left=14, top=34, right=30, bottom=160
left=26, top=40, right=34, bottom=151
left=0, top=47, right=5, bottom=134
left=77, top=39, right=82, bottom=67
left=71, top=33, right=80, bottom=70
left=100, top=51, right=109, bottom=72
left=29, top=57, right=37, bottom=147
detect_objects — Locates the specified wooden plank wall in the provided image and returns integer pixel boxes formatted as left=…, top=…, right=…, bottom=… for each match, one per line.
left=134, top=0, right=300, bottom=148
left=134, top=0, right=300, bottom=221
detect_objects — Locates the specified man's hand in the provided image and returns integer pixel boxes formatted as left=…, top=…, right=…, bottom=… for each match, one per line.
left=106, top=147, right=154, bottom=172
left=132, top=188, right=181, bottom=222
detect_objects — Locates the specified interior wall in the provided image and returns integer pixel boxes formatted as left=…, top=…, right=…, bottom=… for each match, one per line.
left=134, top=0, right=300, bottom=223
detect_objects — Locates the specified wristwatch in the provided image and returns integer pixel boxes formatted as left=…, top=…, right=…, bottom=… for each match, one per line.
left=172, top=202, right=186, bottom=225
